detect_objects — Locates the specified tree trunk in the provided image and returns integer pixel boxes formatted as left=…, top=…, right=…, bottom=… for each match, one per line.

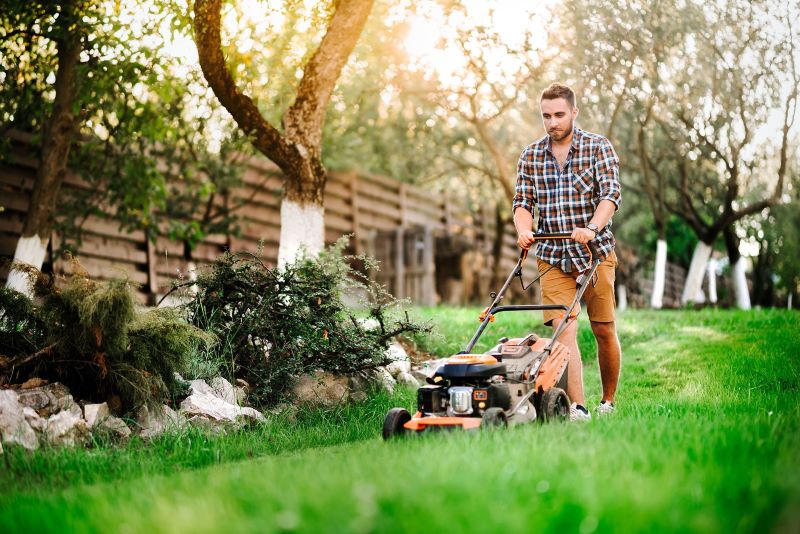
left=277, top=200, right=326, bottom=268
left=731, top=257, right=751, bottom=309
left=681, top=241, right=713, bottom=305
left=6, top=5, right=82, bottom=296
left=650, top=239, right=668, bottom=309
left=752, top=239, right=776, bottom=307
left=277, top=153, right=327, bottom=267
left=617, top=283, right=628, bottom=311
left=706, top=258, right=718, bottom=305
left=193, top=0, right=374, bottom=268
left=723, top=226, right=751, bottom=309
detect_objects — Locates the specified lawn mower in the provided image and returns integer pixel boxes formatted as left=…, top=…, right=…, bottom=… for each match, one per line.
left=382, top=232, right=602, bottom=438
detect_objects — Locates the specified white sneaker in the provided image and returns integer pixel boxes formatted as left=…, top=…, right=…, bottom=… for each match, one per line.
left=597, top=401, right=616, bottom=416
left=569, top=403, right=592, bottom=422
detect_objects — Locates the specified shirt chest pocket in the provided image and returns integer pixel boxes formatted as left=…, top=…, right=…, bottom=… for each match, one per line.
left=572, top=167, right=594, bottom=196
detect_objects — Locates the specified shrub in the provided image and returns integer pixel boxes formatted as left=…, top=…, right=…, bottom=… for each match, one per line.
left=0, top=265, right=214, bottom=411
left=180, top=238, right=429, bottom=407
left=0, top=286, right=46, bottom=361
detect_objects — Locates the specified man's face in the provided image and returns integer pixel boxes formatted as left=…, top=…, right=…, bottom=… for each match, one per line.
left=541, top=97, right=578, bottom=142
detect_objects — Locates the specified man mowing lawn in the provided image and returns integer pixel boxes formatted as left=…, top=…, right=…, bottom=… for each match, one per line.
left=513, top=82, right=622, bottom=421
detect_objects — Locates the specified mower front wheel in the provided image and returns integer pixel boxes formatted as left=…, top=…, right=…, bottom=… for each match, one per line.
left=383, top=408, right=412, bottom=440
left=540, top=387, right=570, bottom=423
left=481, top=407, right=508, bottom=429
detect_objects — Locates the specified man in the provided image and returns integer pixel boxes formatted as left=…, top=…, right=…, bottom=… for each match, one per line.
left=512, top=83, right=622, bottom=421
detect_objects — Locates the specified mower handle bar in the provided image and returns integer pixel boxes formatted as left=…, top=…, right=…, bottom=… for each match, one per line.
left=462, top=232, right=601, bottom=354
left=518, top=232, right=600, bottom=264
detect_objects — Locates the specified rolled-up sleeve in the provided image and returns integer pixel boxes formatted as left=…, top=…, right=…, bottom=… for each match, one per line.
left=595, top=139, right=621, bottom=209
left=512, top=148, right=535, bottom=216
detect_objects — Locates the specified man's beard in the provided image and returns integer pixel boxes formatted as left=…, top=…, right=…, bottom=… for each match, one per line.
left=549, top=122, right=573, bottom=142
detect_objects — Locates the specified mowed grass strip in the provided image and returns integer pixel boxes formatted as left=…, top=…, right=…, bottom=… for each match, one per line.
left=2, top=309, right=799, bottom=533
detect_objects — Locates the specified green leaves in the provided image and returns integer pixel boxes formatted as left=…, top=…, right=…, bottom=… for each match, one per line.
left=181, top=237, right=429, bottom=407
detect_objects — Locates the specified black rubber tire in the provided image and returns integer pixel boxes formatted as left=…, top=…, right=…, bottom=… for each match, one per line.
left=481, top=407, right=508, bottom=429
left=540, top=387, right=570, bottom=423
left=382, top=408, right=412, bottom=440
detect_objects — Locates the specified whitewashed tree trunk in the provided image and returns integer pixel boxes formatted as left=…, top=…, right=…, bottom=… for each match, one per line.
left=5, top=5, right=81, bottom=299
left=650, top=239, right=667, bottom=309
left=617, top=284, right=628, bottom=311
left=187, top=261, right=199, bottom=296
left=706, top=258, right=718, bottom=304
left=681, top=241, right=713, bottom=305
left=5, top=235, right=49, bottom=297
left=277, top=200, right=325, bottom=269
left=732, top=256, right=752, bottom=310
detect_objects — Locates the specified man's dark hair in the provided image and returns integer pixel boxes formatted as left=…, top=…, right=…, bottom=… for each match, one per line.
left=541, top=83, right=576, bottom=108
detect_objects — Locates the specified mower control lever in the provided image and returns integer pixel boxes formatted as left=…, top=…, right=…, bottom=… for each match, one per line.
left=529, top=232, right=600, bottom=264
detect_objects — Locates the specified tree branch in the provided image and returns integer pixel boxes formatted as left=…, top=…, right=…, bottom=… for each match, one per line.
left=282, top=0, right=375, bottom=147
left=193, top=0, right=294, bottom=170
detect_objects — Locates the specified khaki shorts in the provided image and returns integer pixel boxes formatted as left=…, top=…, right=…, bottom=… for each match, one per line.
left=537, top=250, right=617, bottom=326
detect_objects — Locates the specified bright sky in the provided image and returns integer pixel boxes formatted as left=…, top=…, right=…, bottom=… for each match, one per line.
left=400, top=0, right=553, bottom=90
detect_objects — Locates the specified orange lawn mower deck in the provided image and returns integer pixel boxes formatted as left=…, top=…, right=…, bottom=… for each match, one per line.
left=382, top=232, right=602, bottom=438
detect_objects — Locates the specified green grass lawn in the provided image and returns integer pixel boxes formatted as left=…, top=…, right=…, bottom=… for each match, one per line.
left=2, top=308, right=799, bottom=533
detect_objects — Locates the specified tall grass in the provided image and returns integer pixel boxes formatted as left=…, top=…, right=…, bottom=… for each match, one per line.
left=0, top=387, right=414, bottom=496
left=2, top=308, right=799, bottom=533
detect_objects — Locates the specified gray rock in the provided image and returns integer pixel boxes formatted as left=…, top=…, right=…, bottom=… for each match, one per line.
left=136, top=404, right=184, bottom=439
left=16, top=382, right=76, bottom=418
left=386, top=342, right=409, bottom=362
left=385, top=342, right=411, bottom=377
left=357, top=318, right=381, bottom=331
left=350, top=391, right=368, bottom=403
left=98, top=415, right=132, bottom=440
left=85, top=402, right=131, bottom=440
left=235, top=379, right=250, bottom=405
left=188, top=379, right=216, bottom=396
left=66, top=403, right=83, bottom=419
left=396, top=371, right=420, bottom=388
left=45, top=410, right=91, bottom=448
left=210, top=377, right=238, bottom=405
left=180, top=392, right=265, bottom=428
left=292, top=371, right=350, bottom=407
left=84, top=403, right=110, bottom=428
left=23, top=406, right=47, bottom=433
left=386, top=359, right=412, bottom=377
left=374, top=367, right=396, bottom=395
left=0, top=389, right=39, bottom=450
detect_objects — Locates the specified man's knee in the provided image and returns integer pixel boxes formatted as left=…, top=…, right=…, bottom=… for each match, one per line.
left=590, top=320, right=617, bottom=342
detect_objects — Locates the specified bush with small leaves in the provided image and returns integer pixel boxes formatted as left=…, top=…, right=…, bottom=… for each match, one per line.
left=180, top=238, right=430, bottom=407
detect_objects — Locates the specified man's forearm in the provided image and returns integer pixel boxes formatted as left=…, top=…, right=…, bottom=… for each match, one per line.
left=589, top=200, right=616, bottom=231
left=514, top=207, right=534, bottom=235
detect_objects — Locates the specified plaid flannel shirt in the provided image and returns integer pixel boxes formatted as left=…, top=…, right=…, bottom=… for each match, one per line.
left=513, top=127, right=621, bottom=272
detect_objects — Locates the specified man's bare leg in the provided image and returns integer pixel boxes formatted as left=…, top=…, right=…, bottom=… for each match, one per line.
left=552, top=318, right=584, bottom=406
left=590, top=320, right=621, bottom=403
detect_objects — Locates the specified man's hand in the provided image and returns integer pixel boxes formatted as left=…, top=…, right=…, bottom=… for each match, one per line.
left=517, top=230, right=536, bottom=250
left=571, top=227, right=596, bottom=244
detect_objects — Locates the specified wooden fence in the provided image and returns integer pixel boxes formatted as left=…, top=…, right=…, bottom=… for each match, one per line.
left=0, top=132, right=520, bottom=305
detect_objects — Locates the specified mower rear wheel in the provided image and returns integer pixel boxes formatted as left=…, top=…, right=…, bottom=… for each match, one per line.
left=540, top=387, right=570, bottom=423
left=481, top=407, right=508, bottom=429
left=383, top=408, right=412, bottom=440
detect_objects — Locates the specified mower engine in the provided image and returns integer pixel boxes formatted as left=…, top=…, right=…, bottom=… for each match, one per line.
left=403, top=333, right=571, bottom=431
